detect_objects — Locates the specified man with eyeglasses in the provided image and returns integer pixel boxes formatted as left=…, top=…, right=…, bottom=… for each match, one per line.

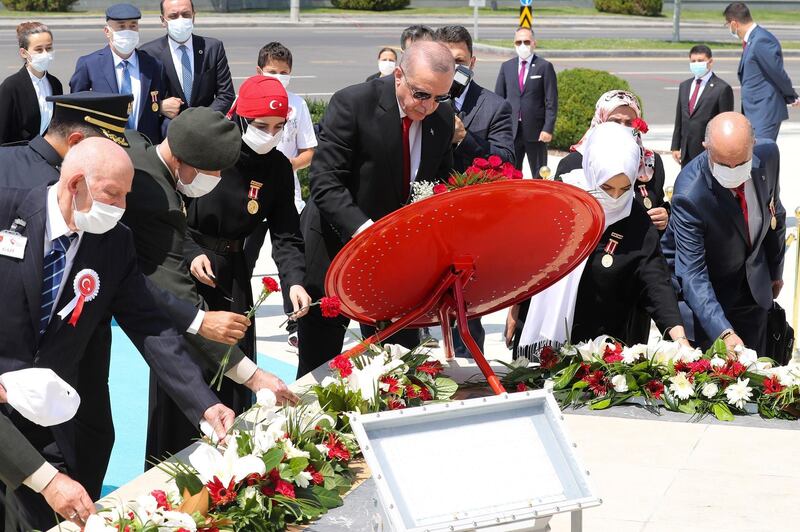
left=296, top=41, right=455, bottom=378
left=495, top=26, right=557, bottom=179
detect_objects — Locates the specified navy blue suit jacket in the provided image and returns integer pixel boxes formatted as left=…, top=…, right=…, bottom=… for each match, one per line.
left=662, top=143, right=785, bottom=340
left=453, top=81, right=515, bottom=172
left=0, top=186, right=217, bottom=485
left=494, top=54, right=558, bottom=142
left=69, top=46, right=165, bottom=144
left=739, top=25, right=798, bottom=136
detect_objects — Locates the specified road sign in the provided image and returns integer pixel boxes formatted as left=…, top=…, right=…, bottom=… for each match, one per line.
left=469, top=0, right=486, bottom=7
left=520, top=0, right=532, bottom=6
left=519, top=5, right=533, bottom=28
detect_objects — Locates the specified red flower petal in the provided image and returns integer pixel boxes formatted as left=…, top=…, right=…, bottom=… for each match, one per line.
left=262, top=276, right=280, bottom=293
left=320, top=296, right=342, bottom=318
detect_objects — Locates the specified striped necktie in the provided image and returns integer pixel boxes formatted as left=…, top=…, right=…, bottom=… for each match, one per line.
left=40, top=234, right=76, bottom=336
left=179, top=45, right=193, bottom=106
left=120, top=60, right=134, bottom=129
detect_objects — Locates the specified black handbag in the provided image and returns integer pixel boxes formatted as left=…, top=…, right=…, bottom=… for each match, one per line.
left=766, top=302, right=794, bottom=366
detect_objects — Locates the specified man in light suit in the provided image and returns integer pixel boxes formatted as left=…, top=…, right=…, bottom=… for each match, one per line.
left=494, top=26, right=557, bottom=178
left=724, top=2, right=798, bottom=140
left=140, top=0, right=235, bottom=134
left=69, top=4, right=166, bottom=144
left=435, top=25, right=514, bottom=357
left=297, top=42, right=455, bottom=377
left=671, top=45, right=734, bottom=168
left=665, top=112, right=785, bottom=355
left=0, top=138, right=234, bottom=531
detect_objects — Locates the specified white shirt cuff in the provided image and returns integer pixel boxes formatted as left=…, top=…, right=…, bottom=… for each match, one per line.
left=187, top=309, right=205, bottom=335
left=354, top=219, right=374, bottom=236
left=23, top=462, right=58, bottom=493
left=224, top=357, right=258, bottom=384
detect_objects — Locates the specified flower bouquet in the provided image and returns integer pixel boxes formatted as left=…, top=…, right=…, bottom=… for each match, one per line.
left=411, top=155, right=522, bottom=202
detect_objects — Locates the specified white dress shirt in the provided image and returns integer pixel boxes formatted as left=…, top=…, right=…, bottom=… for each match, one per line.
left=743, top=23, right=758, bottom=45
left=27, top=68, right=53, bottom=135
left=690, top=69, right=714, bottom=106
left=277, top=91, right=319, bottom=213
left=168, top=35, right=194, bottom=100
left=112, top=48, right=141, bottom=128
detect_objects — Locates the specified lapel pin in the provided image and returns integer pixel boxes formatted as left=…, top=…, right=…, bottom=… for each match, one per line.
left=198, top=49, right=203, bottom=55
left=430, top=128, right=434, bottom=135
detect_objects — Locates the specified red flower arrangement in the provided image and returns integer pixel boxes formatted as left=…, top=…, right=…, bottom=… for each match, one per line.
left=602, top=343, right=624, bottom=364
left=631, top=117, right=649, bottom=134
left=329, top=354, right=353, bottom=378
left=763, top=375, right=785, bottom=395
left=439, top=156, right=522, bottom=193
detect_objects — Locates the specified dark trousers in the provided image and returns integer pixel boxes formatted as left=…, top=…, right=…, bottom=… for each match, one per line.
left=514, top=126, right=548, bottom=178
left=694, top=302, right=769, bottom=355
left=1, top=419, right=66, bottom=532
left=452, top=318, right=485, bottom=358
left=297, top=303, right=420, bottom=378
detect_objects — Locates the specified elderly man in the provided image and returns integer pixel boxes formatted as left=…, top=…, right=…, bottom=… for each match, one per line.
left=664, top=112, right=785, bottom=354
left=297, top=41, right=456, bottom=377
left=0, top=138, right=235, bottom=531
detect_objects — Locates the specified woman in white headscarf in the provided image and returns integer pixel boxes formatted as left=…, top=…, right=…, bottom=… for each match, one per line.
left=507, top=122, right=687, bottom=356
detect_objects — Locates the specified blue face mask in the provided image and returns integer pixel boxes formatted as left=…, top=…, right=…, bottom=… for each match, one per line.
left=689, top=61, right=708, bottom=79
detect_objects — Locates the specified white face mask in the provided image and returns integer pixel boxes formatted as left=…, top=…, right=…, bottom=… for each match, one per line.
left=710, top=158, right=752, bottom=189
left=110, top=28, right=139, bottom=55
left=176, top=166, right=221, bottom=197
left=262, top=71, right=291, bottom=89
left=242, top=122, right=283, bottom=155
left=27, top=51, right=54, bottom=73
left=728, top=23, right=739, bottom=39
left=72, top=180, right=125, bottom=234
left=167, top=17, right=193, bottom=43
left=515, top=44, right=532, bottom=60
left=591, top=188, right=633, bottom=222
left=689, top=61, right=708, bottom=79
left=378, top=60, right=396, bottom=76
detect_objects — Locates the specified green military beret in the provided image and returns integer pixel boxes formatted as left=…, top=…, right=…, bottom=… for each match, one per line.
left=167, top=107, right=242, bottom=170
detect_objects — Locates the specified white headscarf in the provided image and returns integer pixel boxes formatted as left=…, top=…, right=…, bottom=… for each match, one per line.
left=519, top=122, right=642, bottom=352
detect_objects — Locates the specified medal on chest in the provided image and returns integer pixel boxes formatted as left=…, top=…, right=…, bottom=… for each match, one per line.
left=769, top=197, right=777, bottom=230
left=638, top=184, right=652, bottom=209
left=57, top=269, right=100, bottom=327
left=601, top=232, right=624, bottom=268
left=247, top=180, right=263, bottom=215
left=150, top=90, right=159, bottom=113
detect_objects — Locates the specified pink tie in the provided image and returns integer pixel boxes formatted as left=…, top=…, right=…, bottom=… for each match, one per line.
left=518, top=60, right=527, bottom=93
left=688, top=79, right=702, bottom=115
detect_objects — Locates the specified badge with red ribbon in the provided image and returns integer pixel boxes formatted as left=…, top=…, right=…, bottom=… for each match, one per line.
left=57, top=269, right=100, bottom=327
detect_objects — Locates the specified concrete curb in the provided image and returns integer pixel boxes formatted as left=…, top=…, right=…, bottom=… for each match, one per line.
left=473, top=42, right=800, bottom=58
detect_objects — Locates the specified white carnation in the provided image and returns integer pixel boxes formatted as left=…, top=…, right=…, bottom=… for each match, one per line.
left=701, top=382, right=719, bottom=399
left=611, top=374, right=629, bottom=393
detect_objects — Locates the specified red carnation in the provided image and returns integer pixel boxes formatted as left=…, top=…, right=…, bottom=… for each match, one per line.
left=487, top=155, right=503, bottom=168
left=206, top=476, right=237, bottom=507
left=320, top=296, right=341, bottom=318
left=305, top=465, right=324, bottom=486
left=645, top=380, right=665, bottom=399
left=262, top=276, right=280, bottom=293
left=448, top=176, right=458, bottom=185
left=433, top=183, right=448, bottom=195
left=418, top=386, right=433, bottom=401
left=602, top=342, right=624, bottom=364
left=539, top=345, right=558, bottom=370
left=417, top=360, right=444, bottom=377
left=387, top=399, right=406, bottom=410
left=516, top=382, right=527, bottom=392
left=405, top=384, right=421, bottom=399
left=714, top=360, right=746, bottom=380
left=631, top=117, right=649, bottom=134
left=150, top=489, right=171, bottom=510
left=465, top=165, right=482, bottom=176
left=583, top=370, right=608, bottom=397
left=380, top=375, right=401, bottom=394
left=575, top=362, right=592, bottom=380
left=473, top=157, right=490, bottom=169
left=329, top=354, right=353, bottom=378
left=326, top=433, right=351, bottom=461
left=763, top=375, right=785, bottom=395
left=687, top=359, right=711, bottom=374
left=274, top=479, right=296, bottom=499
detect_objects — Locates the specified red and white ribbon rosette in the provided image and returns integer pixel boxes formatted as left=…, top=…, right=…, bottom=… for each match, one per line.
left=57, top=269, right=100, bottom=327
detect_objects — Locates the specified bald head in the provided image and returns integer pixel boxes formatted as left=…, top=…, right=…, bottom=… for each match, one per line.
left=59, top=137, right=134, bottom=231
left=704, top=112, right=754, bottom=167
left=399, top=40, right=455, bottom=78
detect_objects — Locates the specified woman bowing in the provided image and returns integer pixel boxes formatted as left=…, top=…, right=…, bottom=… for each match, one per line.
left=185, top=76, right=311, bottom=414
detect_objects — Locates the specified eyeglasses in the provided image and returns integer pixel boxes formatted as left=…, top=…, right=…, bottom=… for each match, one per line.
left=400, top=68, right=450, bottom=103
left=514, top=39, right=532, bottom=46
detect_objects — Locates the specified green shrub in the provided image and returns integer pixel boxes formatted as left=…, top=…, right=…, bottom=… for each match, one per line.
left=551, top=68, right=634, bottom=152
left=330, top=0, right=410, bottom=11
left=297, top=99, right=329, bottom=200
left=1, top=0, right=79, bottom=10
left=594, top=0, right=663, bottom=16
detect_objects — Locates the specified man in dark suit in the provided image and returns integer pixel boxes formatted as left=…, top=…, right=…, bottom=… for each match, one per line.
left=665, top=112, right=785, bottom=355
left=139, top=0, right=235, bottom=134
left=297, top=41, right=456, bottom=377
left=69, top=4, right=166, bottom=144
left=434, top=25, right=514, bottom=357
left=671, top=45, right=734, bottom=168
left=495, top=27, right=557, bottom=179
left=725, top=2, right=798, bottom=140
left=0, top=138, right=234, bottom=531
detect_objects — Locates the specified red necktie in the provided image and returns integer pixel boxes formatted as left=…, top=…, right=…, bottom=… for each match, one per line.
left=518, top=60, right=527, bottom=93
left=402, top=116, right=412, bottom=200
left=688, top=78, right=702, bottom=115
left=734, top=184, right=751, bottom=247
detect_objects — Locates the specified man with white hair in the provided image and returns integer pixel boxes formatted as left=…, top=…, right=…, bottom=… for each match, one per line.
left=0, top=137, right=235, bottom=531
left=297, top=41, right=456, bottom=376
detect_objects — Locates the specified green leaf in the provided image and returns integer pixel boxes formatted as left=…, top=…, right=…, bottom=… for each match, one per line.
left=433, top=377, right=458, bottom=400
left=712, top=402, right=735, bottom=421
left=286, top=457, right=310, bottom=477
left=572, top=380, right=588, bottom=390
left=588, top=397, right=612, bottom=410
left=554, top=363, right=580, bottom=390
left=625, top=374, right=639, bottom=391
left=309, top=485, right=344, bottom=509
left=261, top=447, right=284, bottom=472
left=175, top=471, right=204, bottom=497
left=678, top=400, right=698, bottom=415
